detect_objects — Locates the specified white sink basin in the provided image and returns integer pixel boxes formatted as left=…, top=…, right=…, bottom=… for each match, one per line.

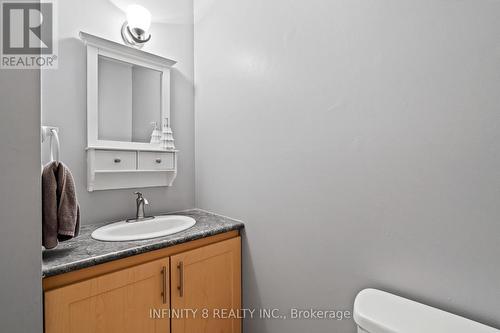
left=91, top=215, right=196, bottom=241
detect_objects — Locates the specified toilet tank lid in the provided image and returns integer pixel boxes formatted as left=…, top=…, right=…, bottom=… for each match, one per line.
left=353, top=289, right=499, bottom=333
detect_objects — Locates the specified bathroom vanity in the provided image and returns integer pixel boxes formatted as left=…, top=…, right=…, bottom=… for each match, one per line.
left=42, top=210, right=244, bottom=333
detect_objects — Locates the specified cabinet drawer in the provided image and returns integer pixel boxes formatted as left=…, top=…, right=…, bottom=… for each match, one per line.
left=94, top=150, right=136, bottom=170
left=138, top=152, right=175, bottom=170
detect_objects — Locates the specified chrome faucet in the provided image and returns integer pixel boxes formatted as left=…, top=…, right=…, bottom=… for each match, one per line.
left=127, top=192, right=153, bottom=222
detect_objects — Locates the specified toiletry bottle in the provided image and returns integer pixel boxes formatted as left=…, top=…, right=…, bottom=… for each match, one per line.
left=150, top=122, right=161, bottom=144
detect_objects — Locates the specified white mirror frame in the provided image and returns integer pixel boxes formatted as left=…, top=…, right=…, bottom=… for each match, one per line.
left=80, top=32, right=179, bottom=192
left=80, top=32, right=177, bottom=151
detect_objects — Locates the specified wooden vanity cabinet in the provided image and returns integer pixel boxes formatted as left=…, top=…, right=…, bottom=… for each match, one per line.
left=171, top=237, right=241, bottom=333
left=45, top=258, right=170, bottom=333
left=44, top=234, right=241, bottom=333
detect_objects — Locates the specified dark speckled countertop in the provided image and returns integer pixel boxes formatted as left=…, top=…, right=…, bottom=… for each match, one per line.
left=42, top=209, right=244, bottom=277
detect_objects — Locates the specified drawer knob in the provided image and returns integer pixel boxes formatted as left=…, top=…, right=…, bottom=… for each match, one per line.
left=114, top=158, right=121, bottom=163
left=155, top=158, right=162, bottom=164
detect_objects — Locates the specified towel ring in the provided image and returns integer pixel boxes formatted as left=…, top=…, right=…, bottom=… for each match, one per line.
left=42, top=126, right=60, bottom=163
left=49, top=128, right=60, bottom=162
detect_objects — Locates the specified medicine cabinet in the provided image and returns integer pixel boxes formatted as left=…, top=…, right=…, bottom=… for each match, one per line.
left=80, top=32, right=178, bottom=191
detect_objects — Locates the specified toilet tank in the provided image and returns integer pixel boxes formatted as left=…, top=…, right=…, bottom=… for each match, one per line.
left=353, top=289, right=499, bottom=333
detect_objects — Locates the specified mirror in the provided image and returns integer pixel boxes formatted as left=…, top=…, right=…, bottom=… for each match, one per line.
left=97, top=55, right=162, bottom=143
left=81, top=31, right=178, bottom=191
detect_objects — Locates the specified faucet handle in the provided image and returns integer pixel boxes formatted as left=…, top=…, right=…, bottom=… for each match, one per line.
left=134, top=192, right=149, bottom=205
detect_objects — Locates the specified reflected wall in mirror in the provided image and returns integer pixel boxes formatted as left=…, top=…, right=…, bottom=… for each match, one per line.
left=98, top=55, right=162, bottom=143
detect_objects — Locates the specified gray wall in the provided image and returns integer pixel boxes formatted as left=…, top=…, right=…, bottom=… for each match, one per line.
left=194, top=0, right=500, bottom=332
left=42, top=0, right=195, bottom=225
left=0, top=70, right=42, bottom=331
left=132, top=66, right=162, bottom=143
left=98, top=57, right=133, bottom=142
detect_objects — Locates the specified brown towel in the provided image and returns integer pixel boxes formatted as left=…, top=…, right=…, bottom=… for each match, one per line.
left=42, top=161, right=80, bottom=249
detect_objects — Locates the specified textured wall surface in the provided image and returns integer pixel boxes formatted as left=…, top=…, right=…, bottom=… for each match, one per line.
left=0, top=70, right=42, bottom=331
left=194, top=0, right=500, bottom=331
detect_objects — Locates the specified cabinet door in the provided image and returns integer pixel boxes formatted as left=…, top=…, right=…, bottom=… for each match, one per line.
left=45, top=258, right=170, bottom=333
left=171, top=237, right=241, bottom=333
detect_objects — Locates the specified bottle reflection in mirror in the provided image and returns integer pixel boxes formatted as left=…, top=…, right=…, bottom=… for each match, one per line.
left=161, top=118, right=175, bottom=150
left=150, top=122, right=161, bottom=144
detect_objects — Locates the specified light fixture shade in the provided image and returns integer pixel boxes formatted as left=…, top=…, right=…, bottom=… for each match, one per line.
left=122, top=4, right=152, bottom=47
left=126, top=4, right=151, bottom=33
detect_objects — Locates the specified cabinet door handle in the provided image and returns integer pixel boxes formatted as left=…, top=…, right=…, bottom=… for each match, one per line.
left=161, top=265, right=168, bottom=304
left=114, top=158, right=121, bottom=163
left=155, top=158, right=162, bottom=164
left=177, top=261, right=184, bottom=297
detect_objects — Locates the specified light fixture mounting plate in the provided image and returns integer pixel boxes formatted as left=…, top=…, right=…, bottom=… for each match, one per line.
left=121, top=22, right=151, bottom=48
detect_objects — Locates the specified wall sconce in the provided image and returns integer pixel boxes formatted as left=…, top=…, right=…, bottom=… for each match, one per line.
left=121, top=4, right=152, bottom=48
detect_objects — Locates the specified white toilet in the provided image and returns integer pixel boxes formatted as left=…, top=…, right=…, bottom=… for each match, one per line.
left=354, top=289, right=499, bottom=333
